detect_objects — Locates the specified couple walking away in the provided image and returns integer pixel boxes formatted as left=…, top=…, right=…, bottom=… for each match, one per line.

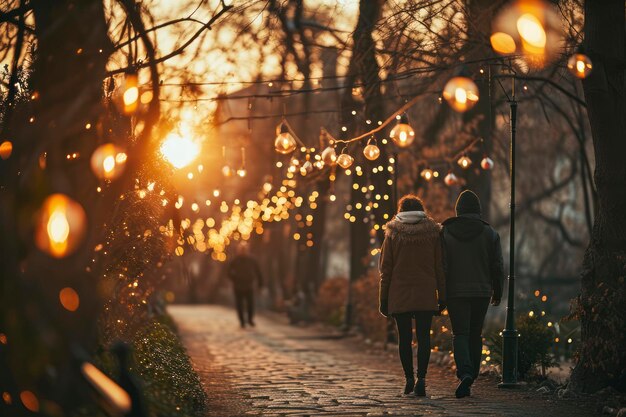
left=379, top=190, right=504, bottom=398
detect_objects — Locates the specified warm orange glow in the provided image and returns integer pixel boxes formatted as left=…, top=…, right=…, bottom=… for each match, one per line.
left=81, top=362, right=131, bottom=414
left=336, top=153, right=354, bottom=169
left=160, top=132, right=200, bottom=169
left=458, top=155, right=472, bottom=169
left=390, top=124, right=415, bottom=148
left=20, top=391, right=39, bottom=412
left=59, top=287, right=80, bottom=311
left=274, top=132, right=297, bottom=154
left=0, top=141, right=12, bottom=160
left=35, top=194, right=87, bottom=258
left=490, top=32, right=517, bottom=54
left=567, top=53, right=593, bottom=79
left=421, top=168, right=433, bottom=181
left=91, top=143, right=127, bottom=180
left=321, top=146, right=337, bottom=165
left=122, top=73, right=139, bottom=114
left=517, top=13, right=546, bottom=53
left=363, top=143, right=380, bottom=161
left=443, top=77, right=479, bottom=113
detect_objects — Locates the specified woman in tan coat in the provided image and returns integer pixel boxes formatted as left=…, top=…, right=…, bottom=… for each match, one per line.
left=379, top=195, right=446, bottom=396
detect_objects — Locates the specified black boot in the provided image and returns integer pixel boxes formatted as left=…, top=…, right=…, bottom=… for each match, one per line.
left=413, top=378, right=426, bottom=397
left=455, top=375, right=473, bottom=398
left=403, top=376, right=415, bottom=395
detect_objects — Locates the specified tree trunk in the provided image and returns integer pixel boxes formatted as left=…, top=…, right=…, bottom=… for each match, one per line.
left=570, top=0, right=626, bottom=393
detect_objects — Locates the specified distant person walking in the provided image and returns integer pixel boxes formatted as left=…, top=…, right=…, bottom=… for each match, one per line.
left=379, top=195, right=446, bottom=397
left=442, top=190, right=504, bottom=398
left=227, top=244, right=263, bottom=328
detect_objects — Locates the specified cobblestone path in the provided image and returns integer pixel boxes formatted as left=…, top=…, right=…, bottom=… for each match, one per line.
left=170, top=305, right=597, bottom=417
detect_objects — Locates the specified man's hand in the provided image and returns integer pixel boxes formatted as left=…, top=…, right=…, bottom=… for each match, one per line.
left=490, top=296, right=501, bottom=306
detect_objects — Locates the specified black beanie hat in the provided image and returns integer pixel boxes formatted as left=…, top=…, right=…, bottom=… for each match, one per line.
left=455, top=190, right=481, bottom=216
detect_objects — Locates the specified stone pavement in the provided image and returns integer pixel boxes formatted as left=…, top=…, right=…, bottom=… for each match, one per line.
left=170, top=305, right=597, bottom=417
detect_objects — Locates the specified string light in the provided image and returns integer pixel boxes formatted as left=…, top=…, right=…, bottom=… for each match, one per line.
left=90, top=143, right=127, bottom=180
left=389, top=113, right=415, bottom=148
left=443, top=77, right=480, bottom=112
left=121, top=72, right=139, bottom=114
left=457, top=154, right=472, bottom=169
left=420, top=168, right=434, bottom=181
left=274, top=122, right=297, bottom=154
left=444, top=172, right=459, bottom=186
left=481, top=156, right=494, bottom=170
left=321, top=146, right=337, bottom=165
left=363, top=138, right=380, bottom=161
left=35, top=194, right=87, bottom=258
left=567, top=53, right=593, bottom=79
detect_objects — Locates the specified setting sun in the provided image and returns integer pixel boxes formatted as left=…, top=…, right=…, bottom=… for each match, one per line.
left=160, top=132, right=200, bottom=169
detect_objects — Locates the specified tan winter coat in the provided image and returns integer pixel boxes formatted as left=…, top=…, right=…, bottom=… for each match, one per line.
left=379, top=213, right=446, bottom=314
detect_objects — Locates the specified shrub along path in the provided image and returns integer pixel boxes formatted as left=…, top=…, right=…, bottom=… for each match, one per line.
left=170, top=305, right=598, bottom=417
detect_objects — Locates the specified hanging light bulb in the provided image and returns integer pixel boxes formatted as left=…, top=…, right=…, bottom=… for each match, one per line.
left=457, top=155, right=472, bottom=169
left=390, top=113, right=415, bottom=148
left=213, top=189, right=220, bottom=197
left=0, top=141, right=13, bottom=160
left=91, top=143, right=127, bottom=180
left=35, top=194, right=87, bottom=258
left=222, top=165, right=233, bottom=177
left=236, top=147, right=247, bottom=177
left=122, top=72, right=139, bottom=114
left=321, top=146, right=337, bottom=166
left=567, top=53, right=593, bottom=79
left=274, top=122, right=297, bottom=154
left=314, top=160, right=325, bottom=170
left=363, top=138, right=380, bottom=161
left=490, top=0, right=563, bottom=69
left=444, top=172, right=459, bottom=186
left=301, top=160, right=313, bottom=176
left=443, top=77, right=480, bottom=113
left=420, top=168, right=434, bottom=181
left=337, top=152, right=354, bottom=169
left=481, top=156, right=495, bottom=170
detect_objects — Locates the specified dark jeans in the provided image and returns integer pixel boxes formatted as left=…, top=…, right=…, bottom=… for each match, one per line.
left=447, top=297, right=490, bottom=380
left=234, top=289, right=254, bottom=326
left=393, top=311, right=433, bottom=379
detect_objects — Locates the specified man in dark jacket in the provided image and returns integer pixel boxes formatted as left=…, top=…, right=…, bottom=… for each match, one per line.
left=227, top=244, right=263, bottom=328
left=442, top=190, right=504, bottom=398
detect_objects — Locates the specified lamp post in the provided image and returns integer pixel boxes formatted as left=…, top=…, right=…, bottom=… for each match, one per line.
left=499, top=77, right=519, bottom=388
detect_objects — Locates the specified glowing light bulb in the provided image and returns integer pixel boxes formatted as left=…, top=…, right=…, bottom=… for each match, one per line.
left=517, top=13, right=546, bottom=53
left=274, top=123, right=297, bottom=154
left=337, top=153, right=354, bottom=169
left=363, top=143, right=380, bottom=161
left=160, top=132, right=200, bottom=169
left=443, top=77, right=479, bottom=112
left=91, top=143, right=126, bottom=180
left=567, top=53, right=593, bottom=79
left=121, top=72, right=139, bottom=114
left=457, top=155, right=472, bottom=169
left=390, top=113, right=415, bottom=148
left=420, top=168, right=433, bottom=181
left=321, top=146, right=337, bottom=165
left=36, top=194, right=86, bottom=258
left=490, top=32, right=517, bottom=54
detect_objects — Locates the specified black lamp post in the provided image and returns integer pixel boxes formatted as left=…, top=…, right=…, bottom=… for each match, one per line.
left=499, top=78, right=519, bottom=388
